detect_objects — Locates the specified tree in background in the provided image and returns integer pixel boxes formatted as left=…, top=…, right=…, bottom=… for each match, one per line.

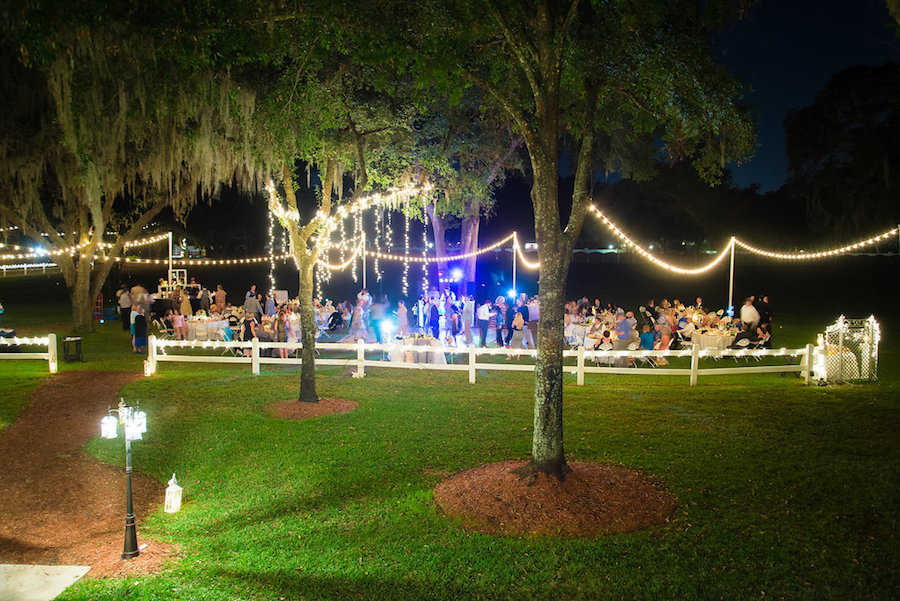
left=785, top=63, right=900, bottom=237
left=369, top=94, right=524, bottom=297
left=0, top=3, right=271, bottom=331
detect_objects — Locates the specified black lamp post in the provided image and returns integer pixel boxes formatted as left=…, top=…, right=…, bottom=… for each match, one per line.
left=100, top=399, right=147, bottom=560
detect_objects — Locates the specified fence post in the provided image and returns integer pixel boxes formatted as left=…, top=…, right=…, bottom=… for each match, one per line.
left=147, top=335, right=157, bottom=375
left=47, top=333, right=58, bottom=374
left=251, top=337, right=260, bottom=375
left=690, top=343, right=700, bottom=386
left=837, top=317, right=844, bottom=383
left=805, top=343, right=814, bottom=385
left=355, top=339, right=366, bottom=378
left=577, top=345, right=585, bottom=386
left=468, top=347, right=476, bottom=384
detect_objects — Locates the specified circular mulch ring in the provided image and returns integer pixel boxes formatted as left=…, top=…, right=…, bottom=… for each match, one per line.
left=434, top=460, right=676, bottom=537
left=263, top=398, right=359, bottom=419
left=0, top=371, right=176, bottom=578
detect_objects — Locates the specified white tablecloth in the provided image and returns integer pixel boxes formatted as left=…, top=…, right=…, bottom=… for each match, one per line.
left=389, top=338, right=447, bottom=365
left=186, top=319, right=229, bottom=340
left=694, top=332, right=734, bottom=351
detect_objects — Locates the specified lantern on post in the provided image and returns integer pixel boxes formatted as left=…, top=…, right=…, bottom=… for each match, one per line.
left=99, top=398, right=147, bottom=560
left=164, top=474, right=183, bottom=513
left=100, top=415, right=118, bottom=439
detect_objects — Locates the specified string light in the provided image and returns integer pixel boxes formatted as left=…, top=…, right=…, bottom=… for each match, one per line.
left=513, top=232, right=541, bottom=269
left=590, top=205, right=900, bottom=270
left=402, top=212, right=410, bottom=295
left=421, top=212, right=429, bottom=294
left=365, top=234, right=516, bottom=263
left=733, top=227, right=899, bottom=260
left=267, top=208, right=277, bottom=296
left=590, top=206, right=735, bottom=274
left=0, top=231, right=169, bottom=260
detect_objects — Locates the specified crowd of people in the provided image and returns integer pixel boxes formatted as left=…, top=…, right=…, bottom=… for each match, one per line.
left=114, top=277, right=774, bottom=362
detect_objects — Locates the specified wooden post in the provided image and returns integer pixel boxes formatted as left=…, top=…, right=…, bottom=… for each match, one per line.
left=577, top=345, right=585, bottom=386
left=251, top=337, right=260, bottom=375
left=356, top=339, right=366, bottom=378
left=468, top=346, right=476, bottom=384
left=47, top=333, right=58, bottom=374
left=805, top=343, right=814, bottom=385
left=690, top=342, right=700, bottom=386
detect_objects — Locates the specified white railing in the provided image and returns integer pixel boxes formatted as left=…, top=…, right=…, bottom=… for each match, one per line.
left=0, top=334, right=58, bottom=374
left=146, top=336, right=815, bottom=387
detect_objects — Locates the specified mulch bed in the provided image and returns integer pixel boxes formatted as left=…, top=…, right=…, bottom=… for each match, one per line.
left=0, top=371, right=175, bottom=578
left=263, top=398, right=359, bottom=419
left=434, top=460, right=676, bottom=537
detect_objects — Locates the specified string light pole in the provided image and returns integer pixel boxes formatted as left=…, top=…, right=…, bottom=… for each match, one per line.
left=512, top=233, right=518, bottom=294
left=728, top=237, right=736, bottom=315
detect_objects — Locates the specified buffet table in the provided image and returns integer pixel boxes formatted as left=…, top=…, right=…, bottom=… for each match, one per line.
left=186, top=319, right=229, bottom=341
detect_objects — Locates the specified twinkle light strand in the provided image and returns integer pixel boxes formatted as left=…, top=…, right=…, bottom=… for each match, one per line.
left=733, top=227, right=899, bottom=260
left=0, top=231, right=169, bottom=260
left=590, top=205, right=736, bottom=274
left=590, top=205, right=900, bottom=271
left=513, top=232, right=541, bottom=269
left=402, top=212, right=410, bottom=295
left=267, top=209, right=277, bottom=296
left=421, top=212, right=429, bottom=294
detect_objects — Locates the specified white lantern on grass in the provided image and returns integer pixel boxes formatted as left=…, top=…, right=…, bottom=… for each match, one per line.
left=133, top=410, right=147, bottom=434
left=164, top=474, right=183, bottom=513
left=100, top=415, right=118, bottom=439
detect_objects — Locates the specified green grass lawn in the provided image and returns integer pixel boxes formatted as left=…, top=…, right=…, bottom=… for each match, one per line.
left=1, top=301, right=898, bottom=600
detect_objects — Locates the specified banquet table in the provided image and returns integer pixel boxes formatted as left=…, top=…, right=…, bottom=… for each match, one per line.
left=186, top=319, right=229, bottom=341
left=568, top=324, right=589, bottom=347
left=693, top=331, right=734, bottom=351
left=389, top=337, right=447, bottom=365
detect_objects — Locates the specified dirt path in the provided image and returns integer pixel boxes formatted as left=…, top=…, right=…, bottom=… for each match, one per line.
left=0, top=371, right=174, bottom=578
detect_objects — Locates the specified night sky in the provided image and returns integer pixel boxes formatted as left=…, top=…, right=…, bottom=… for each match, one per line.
left=716, top=0, right=898, bottom=192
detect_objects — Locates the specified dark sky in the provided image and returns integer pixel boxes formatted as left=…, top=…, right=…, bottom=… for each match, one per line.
left=716, top=0, right=899, bottom=191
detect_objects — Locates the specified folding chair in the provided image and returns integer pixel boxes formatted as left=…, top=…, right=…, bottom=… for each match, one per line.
left=153, top=319, right=175, bottom=340
left=215, top=325, right=243, bottom=356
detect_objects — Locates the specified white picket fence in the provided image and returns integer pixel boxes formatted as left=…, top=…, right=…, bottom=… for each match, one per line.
left=146, top=336, right=815, bottom=387
left=0, top=334, right=58, bottom=374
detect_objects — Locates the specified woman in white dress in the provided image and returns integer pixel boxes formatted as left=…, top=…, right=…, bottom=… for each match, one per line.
left=397, top=300, right=410, bottom=337
left=350, top=300, right=367, bottom=341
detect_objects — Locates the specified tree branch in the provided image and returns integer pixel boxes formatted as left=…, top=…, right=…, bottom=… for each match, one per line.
left=462, top=71, right=536, bottom=152
left=563, top=82, right=598, bottom=251
left=485, top=0, right=541, bottom=97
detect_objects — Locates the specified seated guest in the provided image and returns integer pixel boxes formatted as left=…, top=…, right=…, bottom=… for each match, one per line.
left=755, top=324, right=772, bottom=349
left=614, top=313, right=634, bottom=349
left=594, top=330, right=614, bottom=350
left=639, top=325, right=654, bottom=351
left=729, top=323, right=754, bottom=348
left=677, top=316, right=694, bottom=340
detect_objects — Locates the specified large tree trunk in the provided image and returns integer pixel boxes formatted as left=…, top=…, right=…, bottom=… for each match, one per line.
left=458, top=205, right=480, bottom=298
left=70, top=278, right=95, bottom=333
left=519, top=160, right=572, bottom=480
left=425, top=201, right=448, bottom=293
left=297, top=255, right=318, bottom=403
left=62, top=257, right=97, bottom=333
